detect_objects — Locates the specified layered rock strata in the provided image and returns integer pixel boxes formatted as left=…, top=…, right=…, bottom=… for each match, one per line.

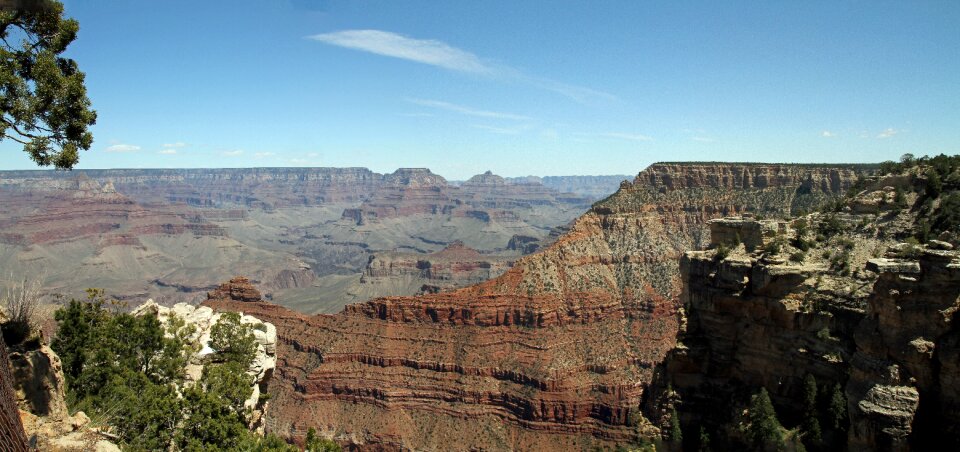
left=668, top=210, right=959, bottom=450
left=205, top=162, right=871, bottom=449
left=361, top=241, right=516, bottom=293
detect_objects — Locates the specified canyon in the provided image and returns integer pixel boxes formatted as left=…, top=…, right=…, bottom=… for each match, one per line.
left=0, top=167, right=609, bottom=313
left=205, top=162, right=883, bottom=449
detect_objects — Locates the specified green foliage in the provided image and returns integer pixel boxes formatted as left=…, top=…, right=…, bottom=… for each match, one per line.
left=668, top=407, right=683, bottom=444
left=801, top=375, right=823, bottom=448
left=925, top=169, right=943, bottom=199
left=0, top=0, right=96, bottom=169
left=816, top=214, right=847, bottom=239
left=747, top=388, right=786, bottom=451
left=698, top=425, right=711, bottom=452
left=893, top=186, right=906, bottom=207
left=52, top=291, right=269, bottom=450
left=210, top=311, right=257, bottom=368
left=931, top=193, right=960, bottom=235
left=51, top=289, right=109, bottom=391
left=199, top=361, right=254, bottom=413
left=763, top=239, right=782, bottom=256
left=789, top=251, right=806, bottom=263
left=306, top=427, right=342, bottom=452
left=176, top=385, right=251, bottom=451
left=247, top=433, right=300, bottom=451
left=826, top=384, right=847, bottom=431
left=714, top=243, right=731, bottom=261
left=828, top=251, right=851, bottom=277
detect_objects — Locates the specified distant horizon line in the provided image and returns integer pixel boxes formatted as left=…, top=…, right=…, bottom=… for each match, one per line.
left=0, top=159, right=896, bottom=179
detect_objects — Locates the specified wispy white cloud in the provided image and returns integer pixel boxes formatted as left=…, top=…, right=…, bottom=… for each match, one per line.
left=692, top=136, right=715, bottom=143
left=599, top=132, right=653, bottom=142
left=158, top=149, right=177, bottom=155
left=162, top=142, right=187, bottom=148
left=408, top=98, right=532, bottom=121
left=877, top=128, right=899, bottom=139
left=400, top=112, right=435, bottom=118
left=105, top=143, right=140, bottom=153
left=308, top=30, right=493, bottom=74
left=253, top=152, right=275, bottom=158
left=221, top=150, right=244, bottom=157
left=471, top=124, right=529, bottom=135
left=309, top=29, right=615, bottom=104
left=821, top=130, right=836, bottom=138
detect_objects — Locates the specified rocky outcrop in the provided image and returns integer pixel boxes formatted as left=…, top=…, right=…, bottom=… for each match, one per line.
left=361, top=241, right=516, bottom=293
left=205, top=162, right=873, bottom=450
left=7, top=344, right=68, bottom=421
left=846, top=249, right=960, bottom=450
left=207, top=276, right=265, bottom=303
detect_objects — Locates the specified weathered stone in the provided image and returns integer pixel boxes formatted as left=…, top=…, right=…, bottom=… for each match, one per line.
left=7, top=345, right=68, bottom=421
left=866, top=258, right=921, bottom=274
left=928, top=239, right=954, bottom=250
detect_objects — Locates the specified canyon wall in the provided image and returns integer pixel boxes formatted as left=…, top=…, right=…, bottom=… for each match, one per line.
left=206, top=162, right=872, bottom=450
left=665, top=178, right=959, bottom=451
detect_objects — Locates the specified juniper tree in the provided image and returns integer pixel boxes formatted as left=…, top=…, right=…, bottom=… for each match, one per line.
left=1, top=0, right=96, bottom=169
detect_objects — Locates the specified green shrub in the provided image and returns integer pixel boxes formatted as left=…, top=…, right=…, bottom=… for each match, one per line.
left=715, top=243, right=731, bottom=261
left=306, top=427, right=343, bottom=451
left=763, top=240, right=782, bottom=255
left=789, top=252, right=806, bottom=263
left=210, top=311, right=257, bottom=368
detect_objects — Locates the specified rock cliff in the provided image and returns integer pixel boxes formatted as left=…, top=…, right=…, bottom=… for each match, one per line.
left=664, top=165, right=960, bottom=450
left=205, top=162, right=871, bottom=449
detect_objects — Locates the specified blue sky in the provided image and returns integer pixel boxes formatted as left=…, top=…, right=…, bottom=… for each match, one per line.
left=1, top=0, right=958, bottom=178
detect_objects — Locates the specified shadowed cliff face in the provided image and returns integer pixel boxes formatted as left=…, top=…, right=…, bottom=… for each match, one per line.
left=206, top=162, right=871, bottom=450
left=662, top=167, right=960, bottom=451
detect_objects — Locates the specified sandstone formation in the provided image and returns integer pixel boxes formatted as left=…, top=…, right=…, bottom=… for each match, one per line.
left=344, top=168, right=591, bottom=224
left=361, top=241, right=516, bottom=294
left=0, top=174, right=224, bottom=247
left=205, top=162, right=871, bottom=449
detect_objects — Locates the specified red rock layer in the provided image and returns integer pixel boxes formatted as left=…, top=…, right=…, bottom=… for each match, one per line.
left=205, top=163, right=871, bottom=450
left=0, top=176, right=225, bottom=246
left=207, top=276, right=263, bottom=302
left=362, top=241, right=516, bottom=292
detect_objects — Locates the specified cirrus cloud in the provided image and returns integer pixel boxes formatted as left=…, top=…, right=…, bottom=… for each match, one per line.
left=308, top=29, right=616, bottom=104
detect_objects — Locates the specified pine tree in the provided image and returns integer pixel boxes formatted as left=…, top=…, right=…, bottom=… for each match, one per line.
left=668, top=406, right=683, bottom=444
left=826, top=383, right=847, bottom=431
left=748, top=388, right=785, bottom=451
left=801, top=375, right=822, bottom=448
